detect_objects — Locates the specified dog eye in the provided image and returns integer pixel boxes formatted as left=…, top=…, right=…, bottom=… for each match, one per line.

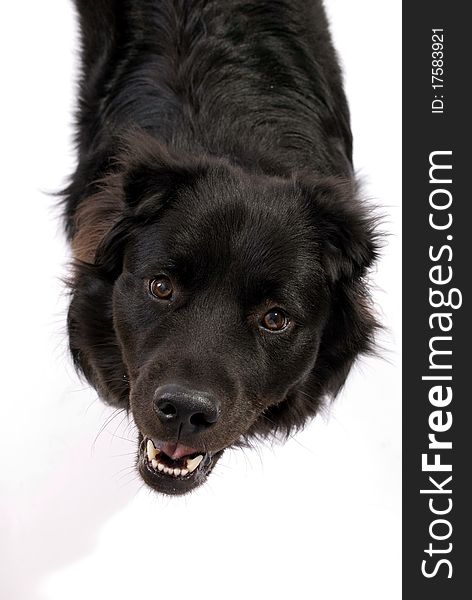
left=260, top=308, right=289, bottom=332
left=149, top=277, right=174, bottom=300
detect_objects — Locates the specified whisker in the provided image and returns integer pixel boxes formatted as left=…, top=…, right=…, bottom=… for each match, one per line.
left=110, top=452, right=138, bottom=458
left=109, top=411, right=134, bottom=444
left=91, top=408, right=126, bottom=453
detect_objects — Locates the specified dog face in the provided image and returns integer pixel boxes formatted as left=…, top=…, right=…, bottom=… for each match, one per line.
left=68, top=138, right=377, bottom=495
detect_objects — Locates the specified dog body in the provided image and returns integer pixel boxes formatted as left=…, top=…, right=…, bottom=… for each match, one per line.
left=66, top=0, right=377, bottom=494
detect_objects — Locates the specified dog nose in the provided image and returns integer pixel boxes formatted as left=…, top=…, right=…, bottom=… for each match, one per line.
left=153, top=384, right=220, bottom=434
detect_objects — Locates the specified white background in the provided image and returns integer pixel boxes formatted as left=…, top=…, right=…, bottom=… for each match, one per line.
left=0, top=1, right=401, bottom=599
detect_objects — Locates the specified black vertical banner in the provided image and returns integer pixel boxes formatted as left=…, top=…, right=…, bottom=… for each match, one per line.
left=403, top=2, right=471, bottom=597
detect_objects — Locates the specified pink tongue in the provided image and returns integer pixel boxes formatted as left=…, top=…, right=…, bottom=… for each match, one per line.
left=158, top=442, right=199, bottom=460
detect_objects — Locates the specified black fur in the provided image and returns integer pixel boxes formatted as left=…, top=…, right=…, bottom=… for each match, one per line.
left=64, top=0, right=378, bottom=495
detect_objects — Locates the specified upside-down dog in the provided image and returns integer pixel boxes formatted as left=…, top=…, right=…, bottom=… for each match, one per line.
left=64, top=0, right=378, bottom=495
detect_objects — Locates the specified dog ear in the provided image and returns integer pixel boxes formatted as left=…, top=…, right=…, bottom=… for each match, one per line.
left=72, top=132, right=207, bottom=267
left=93, top=159, right=203, bottom=275
left=297, top=176, right=380, bottom=397
left=71, top=171, right=127, bottom=266
left=299, top=176, right=379, bottom=283
left=120, top=132, right=207, bottom=213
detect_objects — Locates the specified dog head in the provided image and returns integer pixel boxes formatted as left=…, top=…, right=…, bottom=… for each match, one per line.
left=68, top=133, right=378, bottom=495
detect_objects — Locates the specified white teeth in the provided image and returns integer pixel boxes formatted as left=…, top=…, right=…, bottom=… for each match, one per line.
left=147, top=439, right=159, bottom=461
left=186, top=455, right=203, bottom=473
left=146, top=440, right=204, bottom=477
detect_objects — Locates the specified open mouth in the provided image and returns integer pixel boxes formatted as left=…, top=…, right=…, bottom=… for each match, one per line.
left=137, top=435, right=224, bottom=495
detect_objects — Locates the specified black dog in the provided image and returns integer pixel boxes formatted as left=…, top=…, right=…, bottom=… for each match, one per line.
left=64, top=0, right=378, bottom=495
